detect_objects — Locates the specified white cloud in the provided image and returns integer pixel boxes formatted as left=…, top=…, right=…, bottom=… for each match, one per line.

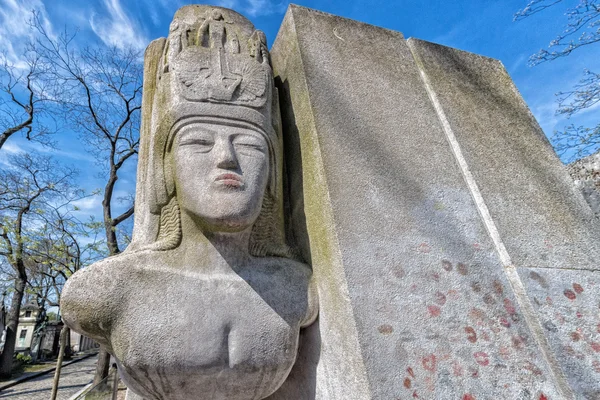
left=0, top=0, right=54, bottom=67
left=89, top=0, right=148, bottom=51
left=72, top=195, right=102, bottom=212
left=1, top=141, right=24, bottom=154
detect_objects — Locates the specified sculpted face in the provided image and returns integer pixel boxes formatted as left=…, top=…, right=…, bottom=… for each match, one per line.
left=173, top=121, right=269, bottom=232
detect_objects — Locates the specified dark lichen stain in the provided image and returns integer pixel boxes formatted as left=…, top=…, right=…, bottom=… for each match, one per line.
left=543, top=320, right=558, bottom=333
left=529, top=271, right=549, bottom=289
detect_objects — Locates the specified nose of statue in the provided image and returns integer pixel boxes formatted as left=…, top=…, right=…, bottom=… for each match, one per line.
left=216, top=140, right=239, bottom=170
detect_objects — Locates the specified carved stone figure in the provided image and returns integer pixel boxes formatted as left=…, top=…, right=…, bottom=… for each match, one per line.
left=61, top=5, right=317, bottom=399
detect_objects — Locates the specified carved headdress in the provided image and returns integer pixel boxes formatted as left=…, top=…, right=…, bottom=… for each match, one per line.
left=128, top=5, right=288, bottom=257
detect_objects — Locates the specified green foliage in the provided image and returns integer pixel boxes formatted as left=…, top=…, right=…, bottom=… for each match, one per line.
left=47, top=311, right=59, bottom=321
left=14, top=354, right=32, bottom=365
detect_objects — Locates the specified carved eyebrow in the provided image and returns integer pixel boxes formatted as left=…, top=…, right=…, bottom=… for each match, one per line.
left=177, top=126, right=216, bottom=142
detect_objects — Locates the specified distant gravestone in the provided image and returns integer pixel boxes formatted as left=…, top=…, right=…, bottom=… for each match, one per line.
left=61, top=4, right=600, bottom=400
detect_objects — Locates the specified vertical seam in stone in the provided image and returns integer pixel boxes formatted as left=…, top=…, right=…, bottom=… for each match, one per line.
left=287, top=8, right=372, bottom=399
left=407, top=39, right=574, bottom=399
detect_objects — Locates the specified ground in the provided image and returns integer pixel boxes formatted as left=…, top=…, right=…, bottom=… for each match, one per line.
left=0, top=355, right=97, bottom=399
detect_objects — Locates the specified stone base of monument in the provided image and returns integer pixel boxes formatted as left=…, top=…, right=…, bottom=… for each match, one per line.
left=269, top=5, right=600, bottom=400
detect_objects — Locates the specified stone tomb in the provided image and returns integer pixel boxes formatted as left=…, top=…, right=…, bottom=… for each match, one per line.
left=61, top=4, right=600, bottom=400
left=271, top=5, right=600, bottom=400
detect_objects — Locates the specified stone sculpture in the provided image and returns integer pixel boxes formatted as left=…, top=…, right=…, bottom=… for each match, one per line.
left=61, top=5, right=317, bottom=399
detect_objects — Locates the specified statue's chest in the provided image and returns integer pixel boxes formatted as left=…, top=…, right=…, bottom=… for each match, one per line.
left=110, top=273, right=301, bottom=399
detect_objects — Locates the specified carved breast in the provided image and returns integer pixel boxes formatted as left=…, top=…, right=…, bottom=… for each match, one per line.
left=63, top=254, right=311, bottom=400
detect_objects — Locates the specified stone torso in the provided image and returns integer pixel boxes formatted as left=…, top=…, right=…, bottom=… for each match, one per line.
left=62, top=251, right=314, bottom=400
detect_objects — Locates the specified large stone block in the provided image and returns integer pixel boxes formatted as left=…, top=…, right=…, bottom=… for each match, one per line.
left=270, top=5, right=596, bottom=399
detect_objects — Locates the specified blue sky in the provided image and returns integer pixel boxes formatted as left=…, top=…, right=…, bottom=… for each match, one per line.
left=0, top=0, right=598, bottom=224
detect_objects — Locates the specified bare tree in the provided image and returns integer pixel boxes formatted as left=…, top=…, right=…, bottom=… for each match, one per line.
left=27, top=207, right=103, bottom=309
left=32, top=12, right=143, bottom=384
left=0, top=45, right=55, bottom=150
left=515, top=0, right=600, bottom=160
left=25, top=206, right=103, bottom=396
left=0, top=153, right=79, bottom=378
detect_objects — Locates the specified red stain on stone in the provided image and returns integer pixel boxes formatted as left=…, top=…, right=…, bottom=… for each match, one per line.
left=546, top=296, right=553, bottom=305
left=493, top=280, right=504, bottom=295
left=483, top=293, right=496, bottom=305
left=393, top=266, right=406, bottom=278
left=465, top=326, right=477, bottom=343
left=499, top=317, right=511, bottom=328
left=378, top=324, right=393, bottom=335
left=432, top=272, right=440, bottom=282
left=564, top=289, right=577, bottom=300
left=404, top=378, right=411, bottom=389
left=473, top=351, right=489, bottom=366
left=524, top=361, right=543, bottom=376
left=570, top=331, right=581, bottom=342
left=473, top=242, right=481, bottom=249
left=573, top=283, right=584, bottom=294
left=512, top=335, right=525, bottom=349
left=412, top=391, right=420, bottom=398
left=407, top=367, right=415, bottom=378
left=457, top=262, right=468, bottom=275
left=593, top=360, right=600, bottom=373
left=470, top=367, right=479, bottom=378
left=504, top=298, right=516, bottom=315
left=441, top=259, right=453, bottom=271
left=428, top=305, right=441, bottom=317
left=435, top=291, right=447, bottom=306
left=591, top=342, right=600, bottom=352
left=539, top=394, right=548, bottom=400
left=418, top=243, right=431, bottom=253
left=422, top=354, right=437, bottom=372
left=576, top=311, right=583, bottom=318
left=452, top=361, right=463, bottom=376
left=597, top=323, right=600, bottom=333
left=463, top=395, right=476, bottom=400
left=469, top=308, right=486, bottom=321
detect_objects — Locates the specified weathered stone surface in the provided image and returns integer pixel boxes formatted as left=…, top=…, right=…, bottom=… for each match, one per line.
left=408, top=39, right=600, bottom=271
left=409, top=38, right=600, bottom=398
left=270, top=5, right=576, bottom=399
left=568, top=150, right=600, bottom=219
left=518, top=267, right=600, bottom=399
left=61, top=6, right=317, bottom=400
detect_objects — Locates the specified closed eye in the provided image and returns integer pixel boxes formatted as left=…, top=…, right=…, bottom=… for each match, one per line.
left=179, top=139, right=214, bottom=152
